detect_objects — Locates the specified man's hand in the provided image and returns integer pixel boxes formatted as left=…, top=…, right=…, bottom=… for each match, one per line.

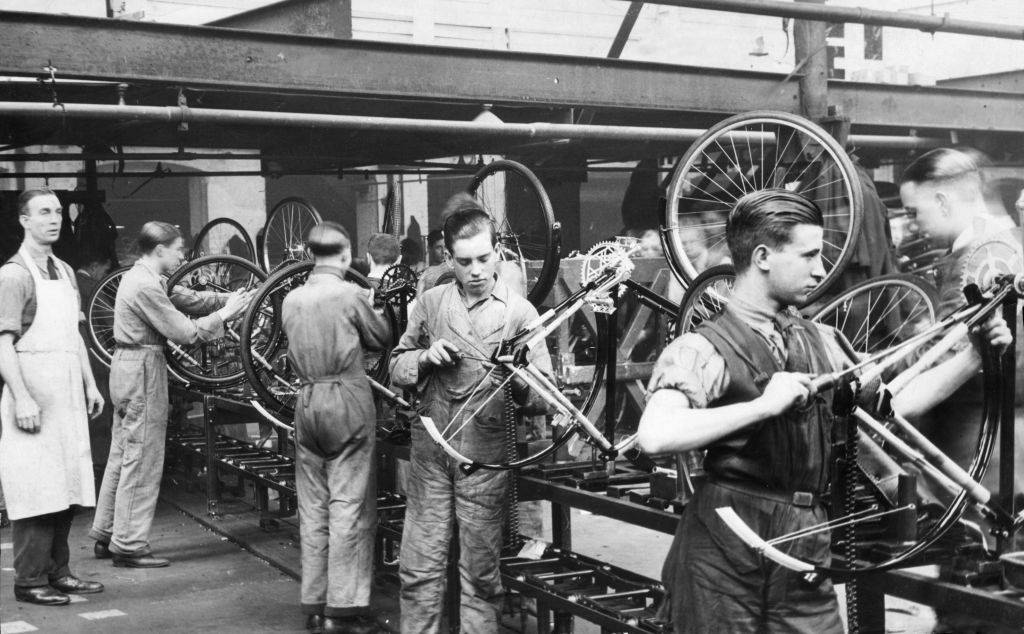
left=219, top=289, right=255, bottom=322
left=422, top=339, right=462, bottom=368
left=14, top=393, right=41, bottom=432
left=972, top=313, right=1013, bottom=355
left=758, top=372, right=813, bottom=417
left=85, top=384, right=105, bottom=420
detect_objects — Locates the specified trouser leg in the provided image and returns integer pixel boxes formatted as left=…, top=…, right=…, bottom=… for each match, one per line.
left=111, top=357, right=168, bottom=555
left=12, top=511, right=58, bottom=587
left=46, top=507, right=75, bottom=581
left=89, top=402, right=126, bottom=543
left=297, top=441, right=329, bottom=616
left=324, top=434, right=375, bottom=617
left=454, top=468, right=507, bottom=634
left=399, top=434, right=455, bottom=634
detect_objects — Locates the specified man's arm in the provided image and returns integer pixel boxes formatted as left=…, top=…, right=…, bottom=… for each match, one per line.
left=135, top=282, right=226, bottom=346
left=352, top=291, right=393, bottom=353
left=0, top=334, right=39, bottom=432
left=389, top=297, right=432, bottom=389
left=891, top=314, right=1012, bottom=420
left=169, top=284, right=228, bottom=315
left=637, top=373, right=812, bottom=455
left=77, top=336, right=104, bottom=419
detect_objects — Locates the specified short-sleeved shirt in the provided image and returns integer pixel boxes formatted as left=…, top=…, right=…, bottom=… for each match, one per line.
left=647, top=304, right=851, bottom=409
left=0, top=251, right=80, bottom=341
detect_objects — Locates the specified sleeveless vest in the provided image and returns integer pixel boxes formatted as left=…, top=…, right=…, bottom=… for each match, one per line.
left=695, top=308, right=837, bottom=494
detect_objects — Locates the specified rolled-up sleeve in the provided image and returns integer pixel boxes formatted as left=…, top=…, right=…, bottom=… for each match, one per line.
left=646, top=333, right=728, bottom=409
left=0, top=264, right=30, bottom=339
left=169, top=285, right=228, bottom=315
left=135, top=283, right=224, bottom=345
left=389, top=298, right=430, bottom=389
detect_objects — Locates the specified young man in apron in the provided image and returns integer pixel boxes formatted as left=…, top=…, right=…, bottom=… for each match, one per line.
left=88, top=221, right=252, bottom=568
left=282, top=223, right=392, bottom=634
left=0, top=189, right=106, bottom=606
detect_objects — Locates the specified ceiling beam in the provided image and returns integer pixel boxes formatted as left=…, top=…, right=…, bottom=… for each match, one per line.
left=0, top=10, right=1021, bottom=133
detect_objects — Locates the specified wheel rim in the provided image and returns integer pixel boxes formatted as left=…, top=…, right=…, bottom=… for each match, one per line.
left=261, top=198, right=322, bottom=272
left=86, top=266, right=130, bottom=365
left=164, top=255, right=267, bottom=388
left=240, top=262, right=395, bottom=418
left=663, top=111, right=862, bottom=303
left=190, top=217, right=255, bottom=263
left=467, top=160, right=561, bottom=306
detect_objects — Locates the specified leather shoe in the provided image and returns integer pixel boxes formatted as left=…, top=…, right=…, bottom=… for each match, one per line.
left=51, top=575, right=104, bottom=594
left=324, top=616, right=379, bottom=634
left=112, top=553, right=170, bottom=568
left=94, top=541, right=112, bottom=559
left=306, top=614, right=325, bottom=633
left=14, top=585, right=70, bottom=606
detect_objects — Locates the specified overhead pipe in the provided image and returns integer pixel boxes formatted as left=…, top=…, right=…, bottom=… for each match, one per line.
left=0, top=102, right=943, bottom=151
left=621, top=0, right=1024, bottom=40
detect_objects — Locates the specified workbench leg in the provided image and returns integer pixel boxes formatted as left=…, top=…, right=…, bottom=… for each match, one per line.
left=853, top=576, right=885, bottom=634
left=551, top=502, right=574, bottom=633
left=204, top=396, right=220, bottom=518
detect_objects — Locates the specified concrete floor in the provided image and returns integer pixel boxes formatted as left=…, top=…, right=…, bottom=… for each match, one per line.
left=0, top=502, right=305, bottom=634
left=1, top=493, right=940, bottom=634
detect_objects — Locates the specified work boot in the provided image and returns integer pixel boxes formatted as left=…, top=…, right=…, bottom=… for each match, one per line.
left=306, top=614, right=325, bottom=633
left=323, top=615, right=379, bottom=634
left=50, top=575, right=104, bottom=594
left=94, top=540, right=112, bottom=559
left=14, top=585, right=70, bottom=606
left=112, top=553, right=170, bottom=568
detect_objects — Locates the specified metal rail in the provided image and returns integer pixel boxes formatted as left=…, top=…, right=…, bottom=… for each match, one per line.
left=623, top=0, right=1024, bottom=40
left=0, top=102, right=944, bottom=149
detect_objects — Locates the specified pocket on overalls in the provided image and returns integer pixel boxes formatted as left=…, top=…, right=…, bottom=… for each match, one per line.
left=120, top=400, right=148, bottom=466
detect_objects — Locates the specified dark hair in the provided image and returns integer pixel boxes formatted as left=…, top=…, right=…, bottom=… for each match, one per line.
left=367, top=232, right=400, bottom=266
left=306, top=221, right=351, bottom=257
left=427, top=229, right=444, bottom=245
left=441, top=193, right=497, bottom=252
left=400, top=237, right=424, bottom=266
left=900, top=148, right=980, bottom=186
left=137, top=221, right=182, bottom=254
left=18, top=188, right=58, bottom=216
left=726, top=189, right=823, bottom=272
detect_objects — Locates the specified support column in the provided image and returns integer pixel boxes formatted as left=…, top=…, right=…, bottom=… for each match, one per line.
left=793, top=0, right=829, bottom=120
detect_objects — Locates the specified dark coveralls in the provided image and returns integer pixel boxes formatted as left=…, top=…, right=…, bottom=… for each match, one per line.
left=281, top=266, right=391, bottom=618
left=651, top=307, right=846, bottom=634
left=390, top=278, right=551, bottom=634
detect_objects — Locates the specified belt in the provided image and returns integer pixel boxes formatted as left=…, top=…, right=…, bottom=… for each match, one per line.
left=298, top=373, right=362, bottom=388
left=709, top=478, right=820, bottom=508
left=114, top=342, right=164, bottom=351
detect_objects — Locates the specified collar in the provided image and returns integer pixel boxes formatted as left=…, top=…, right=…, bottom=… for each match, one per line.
left=309, top=265, right=348, bottom=282
left=951, top=214, right=1016, bottom=253
left=725, top=290, right=779, bottom=330
left=455, top=274, right=509, bottom=306
left=137, top=258, right=163, bottom=280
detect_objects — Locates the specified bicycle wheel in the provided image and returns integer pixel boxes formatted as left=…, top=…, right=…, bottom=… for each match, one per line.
left=86, top=265, right=131, bottom=365
left=674, top=265, right=736, bottom=338
left=164, top=255, right=266, bottom=389
left=260, top=197, right=322, bottom=272
left=240, top=262, right=396, bottom=418
left=467, top=160, right=561, bottom=306
left=810, top=274, right=939, bottom=355
left=190, top=217, right=256, bottom=263
left=662, top=111, right=862, bottom=303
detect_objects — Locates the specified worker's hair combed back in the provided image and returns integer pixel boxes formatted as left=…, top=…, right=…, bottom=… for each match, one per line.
left=306, top=221, right=351, bottom=257
left=900, top=148, right=981, bottom=187
left=18, top=188, right=58, bottom=216
left=426, top=229, right=444, bottom=245
left=441, top=193, right=497, bottom=252
left=726, top=189, right=823, bottom=272
left=367, top=232, right=400, bottom=266
left=137, top=221, right=182, bottom=254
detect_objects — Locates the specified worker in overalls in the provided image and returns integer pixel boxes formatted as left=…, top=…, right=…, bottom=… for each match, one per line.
left=281, top=222, right=392, bottom=634
left=88, top=221, right=252, bottom=568
left=0, top=189, right=106, bottom=605
left=390, top=197, right=552, bottom=633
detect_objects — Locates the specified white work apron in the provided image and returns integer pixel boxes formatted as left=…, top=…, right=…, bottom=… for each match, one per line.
left=0, top=247, right=94, bottom=520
